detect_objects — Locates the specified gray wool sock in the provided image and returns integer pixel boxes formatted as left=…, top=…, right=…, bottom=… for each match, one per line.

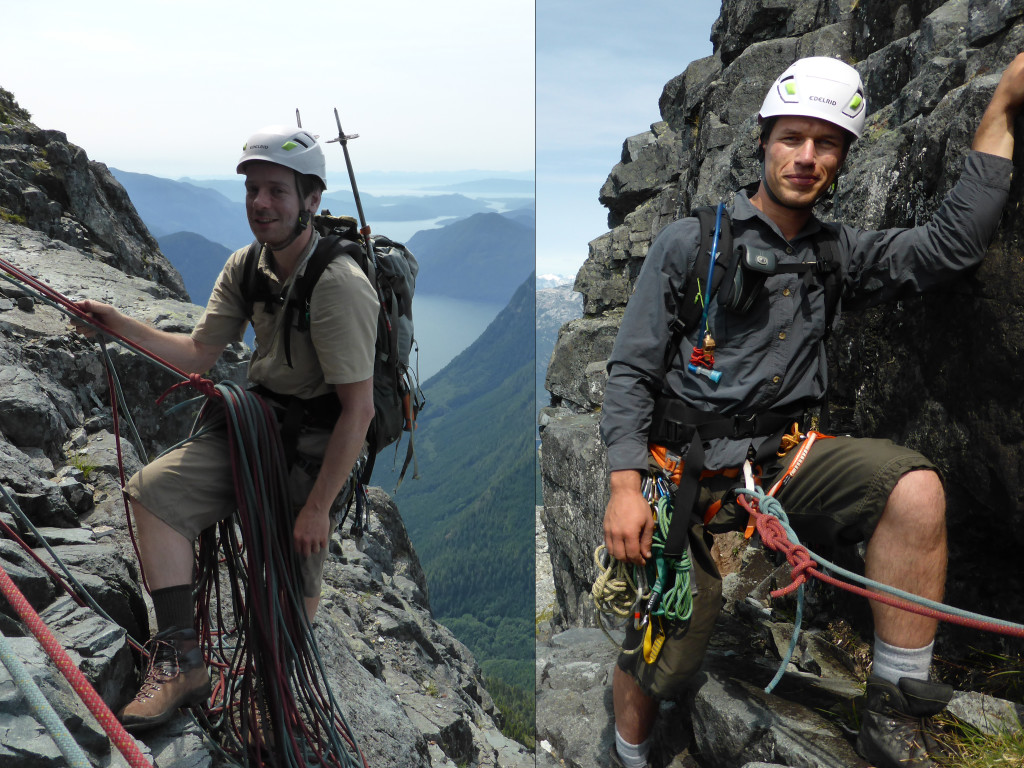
left=872, top=636, right=934, bottom=684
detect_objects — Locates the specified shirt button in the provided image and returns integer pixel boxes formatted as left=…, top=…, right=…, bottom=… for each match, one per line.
left=782, top=288, right=791, bottom=297
left=785, top=247, right=793, bottom=254
left=778, top=331, right=787, bottom=340
left=772, top=376, right=781, bottom=384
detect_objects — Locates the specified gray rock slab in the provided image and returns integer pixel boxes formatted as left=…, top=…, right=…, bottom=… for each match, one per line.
left=690, top=672, right=867, bottom=768
left=948, top=689, right=1023, bottom=735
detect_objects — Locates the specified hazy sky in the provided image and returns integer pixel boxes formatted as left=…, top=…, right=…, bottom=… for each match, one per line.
left=537, top=0, right=720, bottom=278
left=0, top=0, right=534, bottom=179
left=2, top=0, right=728, bottom=281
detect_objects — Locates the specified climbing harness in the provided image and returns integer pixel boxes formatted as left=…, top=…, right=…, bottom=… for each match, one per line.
left=593, top=465, right=695, bottom=664
left=0, top=255, right=368, bottom=767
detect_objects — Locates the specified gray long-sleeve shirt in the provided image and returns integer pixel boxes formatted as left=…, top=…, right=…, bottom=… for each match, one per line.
left=601, top=150, right=1013, bottom=473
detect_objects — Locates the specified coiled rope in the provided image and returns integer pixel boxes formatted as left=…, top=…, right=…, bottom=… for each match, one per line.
left=592, top=476, right=694, bottom=660
left=191, top=383, right=366, bottom=767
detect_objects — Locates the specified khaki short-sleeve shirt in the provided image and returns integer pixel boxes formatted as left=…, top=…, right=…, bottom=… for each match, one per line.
left=192, top=232, right=378, bottom=399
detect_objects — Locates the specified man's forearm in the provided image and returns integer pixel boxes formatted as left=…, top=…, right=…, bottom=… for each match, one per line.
left=82, top=303, right=222, bottom=374
left=973, top=52, right=1024, bottom=159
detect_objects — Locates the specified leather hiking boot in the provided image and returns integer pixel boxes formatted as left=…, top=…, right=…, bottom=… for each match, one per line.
left=856, top=675, right=953, bottom=768
left=119, top=627, right=212, bottom=731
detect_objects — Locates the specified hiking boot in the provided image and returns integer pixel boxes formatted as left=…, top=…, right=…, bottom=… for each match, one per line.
left=856, top=675, right=953, bottom=768
left=119, top=627, right=211, bottom=731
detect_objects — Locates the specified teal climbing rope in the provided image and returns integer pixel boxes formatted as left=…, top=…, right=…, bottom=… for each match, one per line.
left=0, top=625, right=92, bottom=768
left=648, top=494, right=694, bottom=624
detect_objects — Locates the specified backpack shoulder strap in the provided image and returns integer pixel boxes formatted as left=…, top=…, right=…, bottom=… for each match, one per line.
left=813, top=226, right=843, bottom=335
left=665, top=205, right=734, bottom=370
left=239, top=241, right=269, bottom=320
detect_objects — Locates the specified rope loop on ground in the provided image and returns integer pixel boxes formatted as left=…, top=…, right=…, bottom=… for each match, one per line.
left=0, top=563, right=154, bottom=768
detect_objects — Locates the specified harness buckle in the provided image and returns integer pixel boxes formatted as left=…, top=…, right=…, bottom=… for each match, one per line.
left=733, top=414, right=758, bottom=438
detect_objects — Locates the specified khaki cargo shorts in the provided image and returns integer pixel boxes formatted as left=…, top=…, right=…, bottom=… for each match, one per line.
left=617, top=435, right=938, bottom=700
left=125, top=425, right=347, bottom=598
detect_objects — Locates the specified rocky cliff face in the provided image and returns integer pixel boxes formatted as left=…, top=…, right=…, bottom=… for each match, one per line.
left=540, top=1, right=1024, bottom=766
left=0, top=88, right=530, bottom=768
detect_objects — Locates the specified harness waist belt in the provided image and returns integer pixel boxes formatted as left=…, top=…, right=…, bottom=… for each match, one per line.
left=650, top=398, right=799, bottom=452
left=249, top=385, right=341, bottom=469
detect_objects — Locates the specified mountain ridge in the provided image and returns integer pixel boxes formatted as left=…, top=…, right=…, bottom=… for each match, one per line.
left=408, top=212, right=535, bottom=304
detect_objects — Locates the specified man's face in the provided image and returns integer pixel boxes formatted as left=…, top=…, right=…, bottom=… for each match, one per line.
left=244, top=161, right=306, bottom=249
left=761, top=116, right=848, bottom=209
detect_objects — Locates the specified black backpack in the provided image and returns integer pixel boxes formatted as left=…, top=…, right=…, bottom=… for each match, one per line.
left=239, top=213, right=423, bottom=485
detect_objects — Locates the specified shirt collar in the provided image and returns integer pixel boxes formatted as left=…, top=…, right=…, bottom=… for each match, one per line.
left=730, top=189, right=827, bottom=244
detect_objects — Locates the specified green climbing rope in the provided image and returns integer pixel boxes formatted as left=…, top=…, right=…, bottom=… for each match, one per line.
left=647, top=493, right=693, bottom=624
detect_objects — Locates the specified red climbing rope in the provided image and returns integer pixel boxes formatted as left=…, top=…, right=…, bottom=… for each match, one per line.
left=737, top=494, right=1024, bottom=639
left=0, top=562, right=154, bottom=768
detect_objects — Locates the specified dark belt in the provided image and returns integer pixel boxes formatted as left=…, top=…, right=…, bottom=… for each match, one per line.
left=650, top=399, right=797, bottom=451
left=650, top=397, right=800, bottom=558
left=249, top=385, right=341, bottom=468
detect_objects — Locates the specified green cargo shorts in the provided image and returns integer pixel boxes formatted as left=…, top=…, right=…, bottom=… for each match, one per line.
left=125, top=426, right=345, bottom=598
left=617, top=435, right=938, bottom=700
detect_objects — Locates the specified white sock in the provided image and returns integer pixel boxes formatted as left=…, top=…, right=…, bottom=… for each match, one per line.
left=872, top=636, right=934, bottom=684
left=615, top=727, right=651, bottom=768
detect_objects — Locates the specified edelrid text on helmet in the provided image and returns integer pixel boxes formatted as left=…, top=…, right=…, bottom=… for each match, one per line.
left=759, top=57, right=867, bottom=139
left=236, top=126, right=328, bottom=190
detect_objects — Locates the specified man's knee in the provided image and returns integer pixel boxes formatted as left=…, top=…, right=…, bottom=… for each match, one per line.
left=881, top=469, right=946, bottom=537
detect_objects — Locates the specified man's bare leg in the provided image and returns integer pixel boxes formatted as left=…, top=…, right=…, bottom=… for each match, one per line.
left=132, top=499, right=194, bottom=590
left=613, top=665, right=659, bottom=744
left=120, top=500, right=211, bottom=729
left=857, top=470, right=950, bottom=768
left=864, top=470, right=947, bottom=649
left=304, top=595, right=319, bottom=622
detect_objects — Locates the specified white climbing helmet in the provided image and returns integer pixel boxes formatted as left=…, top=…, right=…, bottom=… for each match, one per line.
left=759, top=57, right=867, bottom=139
left=236, top=125, right=327, bottom=190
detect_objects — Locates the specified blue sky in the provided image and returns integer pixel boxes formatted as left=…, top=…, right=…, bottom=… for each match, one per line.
left=537, top=0, right=721, bottom=278
left=0, top=0, right=534, bottom=179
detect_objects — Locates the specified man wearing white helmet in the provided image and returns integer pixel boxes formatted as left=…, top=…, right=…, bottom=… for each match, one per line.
left=600, top=54, right=1024, bottom=768
left=75, top=125, right=378, bottom=731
